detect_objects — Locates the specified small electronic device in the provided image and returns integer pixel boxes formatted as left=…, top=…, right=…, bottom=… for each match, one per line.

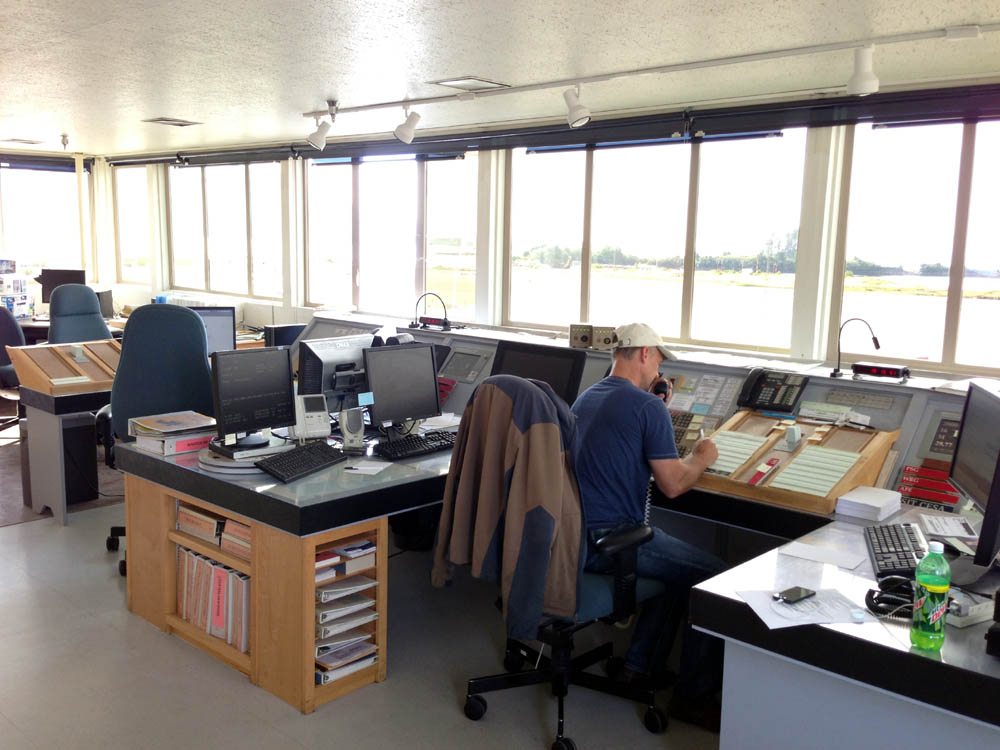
left=290, top=394, right=330, bottom=440
left=737, top=368, right=809, bottom=413
left=490, top=340, right=587, bottom=405
left=191, top=306, right=237, bottom=356
left=851, top=362, right=910, bottom=379
left=439, top=349, right=492, bottom=384
left=591, top=326, right=615, bottom=350
left=569, top=324, right=593, bottom=348
left=339, top=407, right=366, bottom=451
left=773, top=586, right=815, bottom=604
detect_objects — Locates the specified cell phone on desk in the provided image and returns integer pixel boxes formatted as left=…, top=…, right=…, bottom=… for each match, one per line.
left=774, top=586, right=815, bottom=604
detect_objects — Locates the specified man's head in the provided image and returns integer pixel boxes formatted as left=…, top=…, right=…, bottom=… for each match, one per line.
left=611, top=322, right=675, bottom=386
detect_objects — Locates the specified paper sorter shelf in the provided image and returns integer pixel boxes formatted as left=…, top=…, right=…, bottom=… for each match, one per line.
left=707, top=431, right=768, bottom=476
left=768, top=445, right=860, bottom=497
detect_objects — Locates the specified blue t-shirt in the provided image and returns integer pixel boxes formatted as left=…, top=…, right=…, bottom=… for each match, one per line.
left=571, top=376, right=678, bottom=529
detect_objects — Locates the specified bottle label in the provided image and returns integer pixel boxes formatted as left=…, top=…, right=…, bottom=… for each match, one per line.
left=913, top=582, right=949, bottom=632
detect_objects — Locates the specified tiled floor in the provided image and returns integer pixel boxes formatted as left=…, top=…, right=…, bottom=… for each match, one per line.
left=0, top=503, right=720, bottom=750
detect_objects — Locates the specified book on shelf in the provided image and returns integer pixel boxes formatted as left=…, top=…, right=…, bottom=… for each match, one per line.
left=315, top=592, right=375, bottom=624
left=315, top=550, right=342, bottom=570
left=316, top=640, right=376, bottom=671
left=209, top=563, right=229, bottom=639
left=193, top=555, right=213, bottom=631
left=333, top=540, right=376, bottom=558
left=223, top=518, right=251, bottom=542
left=316, top=552, right=375, bottom=582
left=176, top=505, right=225, bottom=545
left=316, top=574, right=377, bottom=603
left=135, top=430, right=216, bottom=456
left=315, top=654, right=377, bottom=685
left=315, top=611, right=378, bottom=640
left=220, top=532, right=251, bottom=561
left=128, top=410, right=216, bottom=437
left=315, top=627, right=372, bottom=657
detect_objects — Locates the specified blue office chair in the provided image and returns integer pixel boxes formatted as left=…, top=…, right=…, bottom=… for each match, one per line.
left=1, top=307, right=27, bottom=431
left=433, top=375, right=672, bottom=749
left=102, top=304, right=215, bottom=574
left=47, top=284, right=112, bottom=343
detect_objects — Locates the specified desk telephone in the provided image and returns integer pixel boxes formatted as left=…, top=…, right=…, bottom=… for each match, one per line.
left=737, top=368, right=809, bottom=413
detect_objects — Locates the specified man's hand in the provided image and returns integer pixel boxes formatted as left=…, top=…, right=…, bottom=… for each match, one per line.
left=690, top=437, right=718, bottom=467
left=648, top=376, right=671, bottom=403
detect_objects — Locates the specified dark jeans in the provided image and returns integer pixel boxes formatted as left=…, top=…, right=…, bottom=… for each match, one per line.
left=586, top=524, right=725, bottom=699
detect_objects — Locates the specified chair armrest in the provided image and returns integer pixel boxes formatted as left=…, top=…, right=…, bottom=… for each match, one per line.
left=594, top=525, right=653, bottom=557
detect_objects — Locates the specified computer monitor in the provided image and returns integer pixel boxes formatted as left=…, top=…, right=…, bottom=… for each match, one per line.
left=948, top=382, right=1000, bottom=584
left=34, top=268, right=86, bottom=302
left=490, top=340, right=587, bottom=405
left=265, top=323, right=307, bottom=347
left=210, top=347, right=295, bottom=446
left=363, top=344, right=441, bottom=426
left=298, top=334, right=375, bottom=410
left=94, top=289, right=114, bottom=318
left=290, top=313, right=384, bottom=372
left=191, top=306, right=237, bottom=356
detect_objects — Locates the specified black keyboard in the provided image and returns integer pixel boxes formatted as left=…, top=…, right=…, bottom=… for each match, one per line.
left=255, top=441, right=350, bottom=483
left=670, top=410, right=694, bottom=432
left=864, top=522, right=928, bottom=577
left=374, top=431, right=456, bottom=461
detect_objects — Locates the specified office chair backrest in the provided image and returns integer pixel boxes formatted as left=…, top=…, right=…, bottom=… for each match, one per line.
left=47, top=284, right=112, bottom=344
left=111, top=304, right=215, bottom=441
left=0, top=306, right=26, bottom=387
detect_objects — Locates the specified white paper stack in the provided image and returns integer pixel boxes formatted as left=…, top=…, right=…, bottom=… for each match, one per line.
left=836, top=485, right=901, bottom=521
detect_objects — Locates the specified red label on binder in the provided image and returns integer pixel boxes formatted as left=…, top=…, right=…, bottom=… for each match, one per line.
left=897, top=484, right=959, bottom=505
left=898, top=474, right=956, bottom=494
left=902, top=465, right=949, bottom=481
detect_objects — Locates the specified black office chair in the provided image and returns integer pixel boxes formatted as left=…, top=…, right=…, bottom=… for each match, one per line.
left=0, top=307, right=26, bottom=432
left=433, top=375, right=673, bottom=749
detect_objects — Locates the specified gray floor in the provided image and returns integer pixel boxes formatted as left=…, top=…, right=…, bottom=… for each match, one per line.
left=0, top=503, right=720, bottom=750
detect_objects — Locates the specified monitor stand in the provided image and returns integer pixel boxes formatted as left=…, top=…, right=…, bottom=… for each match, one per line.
left=208, top=433, right=293, bottom=460
left=947, top=553, right=992, bottom=587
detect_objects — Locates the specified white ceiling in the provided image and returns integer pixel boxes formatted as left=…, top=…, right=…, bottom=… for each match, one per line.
left=2, top=0, right=1000, bottom=157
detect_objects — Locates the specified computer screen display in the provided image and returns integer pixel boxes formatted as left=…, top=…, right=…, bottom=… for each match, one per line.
left=951, top=383, right=1000, bottom=569
left=35, top=268, right=86, bottom=302
left=298, top=334, right=375, bottom=408
left=192, top=306, right=237, bottom=355
left=95, top=289, right=114, bottom=318
left=210, top=347, right=295, bottom=439
left=490, top=340, right=587, bottom=404
left=363, top=344, right=440, bottom=425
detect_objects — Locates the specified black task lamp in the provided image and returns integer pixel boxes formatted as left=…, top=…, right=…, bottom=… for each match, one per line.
left=409, top=292, right=452, bottom=331
left=831, top=318, right=880, bottom=377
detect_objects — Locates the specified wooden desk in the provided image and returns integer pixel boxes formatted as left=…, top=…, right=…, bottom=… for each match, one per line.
left=18, top=318, right=125, bottom=345
left=116, top=443, right=449, bottom=713
left=690, top=507, right=1000, bottom=747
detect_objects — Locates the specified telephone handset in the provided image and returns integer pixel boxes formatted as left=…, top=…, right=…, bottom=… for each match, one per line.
left=737, top=368, right=809, bottom=413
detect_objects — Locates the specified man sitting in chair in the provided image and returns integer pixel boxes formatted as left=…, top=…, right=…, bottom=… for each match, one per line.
left=572, top=322, right=725, bottom=730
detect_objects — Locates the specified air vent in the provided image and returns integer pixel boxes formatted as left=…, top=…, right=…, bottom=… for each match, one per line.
left=142, top=117, right=202, bottom=127
left=1, top=138, right=44, bottom=145
left=428, top=76, right=509, bottom=92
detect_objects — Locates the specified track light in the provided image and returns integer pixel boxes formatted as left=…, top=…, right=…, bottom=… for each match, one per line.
left=306, top=100, right=338, bottom=150
left=563, top=86, right=591, bottom=128
left=394, top=108, right=421, bottom=144
left=847, top=45, right=879, bottom=96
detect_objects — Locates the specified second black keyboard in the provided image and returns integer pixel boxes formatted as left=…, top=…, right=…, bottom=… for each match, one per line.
left=864, top=522, right=928, bottom=577
left=255, top=441, right=350, bottom=483
left=374, top=431, right=456, bottom=460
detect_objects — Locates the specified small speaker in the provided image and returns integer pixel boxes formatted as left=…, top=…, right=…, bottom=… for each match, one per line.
left=569, top=324, right=593, bottom=348
left=591, top=326, right=616, bottom=350
left=339, top=408, right=366, bottom=452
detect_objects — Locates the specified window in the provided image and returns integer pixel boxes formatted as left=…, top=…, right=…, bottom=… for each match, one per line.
left=692, top=130, right=807, bottom=349
left=508, top=149, right=585, bottom=325
left=113, top=166, right=151, bottom=283
left=167, top=162, right=282, bottom=299
left=589, top=144, right=689, bottom=337
left=425, top=153, right=478, bottom=322
left=0, top=165, right=83, bottom=277
left=305, top=160, right=353, bottom=307
left=358, top=156, right=417, bottom=316
left=956, top=121, right=1000, bottom=369
left=841, top=123, right=963, bottom=363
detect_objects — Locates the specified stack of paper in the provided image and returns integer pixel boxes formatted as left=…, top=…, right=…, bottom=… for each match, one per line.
left=836, top=485, right=901, bottom=521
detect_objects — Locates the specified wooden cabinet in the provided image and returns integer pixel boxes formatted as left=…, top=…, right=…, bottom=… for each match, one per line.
left=124, top=474, right=388, bottom=713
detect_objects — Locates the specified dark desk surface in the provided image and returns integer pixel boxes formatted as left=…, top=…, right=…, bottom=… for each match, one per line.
left=18, top=318, right=125, bottom=344
left=19, top=386, right=111, bottom=414
left=116, top=443, right=450, bottom=537
left=690, top=507, right=1000, bottom=728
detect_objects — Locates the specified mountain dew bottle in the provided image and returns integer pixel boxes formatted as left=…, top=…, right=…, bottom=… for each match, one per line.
left=910, top=541, right=951, bottom=651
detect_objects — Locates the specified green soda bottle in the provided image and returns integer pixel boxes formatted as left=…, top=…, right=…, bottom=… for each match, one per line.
left=909, top=541, right=951, bottom=651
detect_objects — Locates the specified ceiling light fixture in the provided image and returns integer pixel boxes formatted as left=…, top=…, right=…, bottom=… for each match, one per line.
left=563, top=85, right=591, bottom=128
left=306, top=100, right=338, bottom=150
left=393, top=107, right=421, bottom=144
left=846, top=45, right=879, bottom=96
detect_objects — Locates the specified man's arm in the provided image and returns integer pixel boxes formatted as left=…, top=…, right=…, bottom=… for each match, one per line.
left=649, top=439, right=719, bottom=499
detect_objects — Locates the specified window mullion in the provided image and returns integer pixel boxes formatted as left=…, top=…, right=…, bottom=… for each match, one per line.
left=941, top=122, right=977, bottom=367
left=244, top=164, right=253, bottom=297
left=201, top=167, right=210, bottom=292
left=416, top=158, right=427, bottom=305
left=580, top=146, right=594, bottom=323
left=679, top=142, right=700, bottom=342
left=351, top=158, right=360, bottom=309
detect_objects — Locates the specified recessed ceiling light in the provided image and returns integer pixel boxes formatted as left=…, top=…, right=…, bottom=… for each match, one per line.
left=1, top=138, right=44, bottom=145
left=142, top=117, right=202, bottom=127
left=428, top=76, right=509, bottom=92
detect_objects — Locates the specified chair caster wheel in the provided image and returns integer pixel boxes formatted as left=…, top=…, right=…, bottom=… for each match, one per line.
left=464, top=695, right=487, bottom=721
left=552, top=737, right=577, bottom=750
left=119, top=560, right=127, bottom=577
left=106, top=535, right=119, bottom=552
left=644, top=706, right=667, bottom=734
left=503, top=651, right=525, bottom=672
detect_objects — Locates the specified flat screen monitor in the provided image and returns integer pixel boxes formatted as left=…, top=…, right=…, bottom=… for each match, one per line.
left=298, top=334, right=375, bottom=409
left=490, top=340, right=587, bottom=405
left=210, top=347, right=295, bottom=444
left=290, top=313, right=384, bottom=372
left=34, top=268, right=86, bottom=302
left=950, top=382, right=1000, bottom=577
left=363, top=344, right=441, bottom=426
left=191, top=306, right=237, bottom=356
left=265, top=323, right=307, bottom=347
left=95, top=289, right=114, bottom=318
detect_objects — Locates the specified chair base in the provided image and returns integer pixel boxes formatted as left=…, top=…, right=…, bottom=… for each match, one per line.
left=465, top=629, right=668, bottom=747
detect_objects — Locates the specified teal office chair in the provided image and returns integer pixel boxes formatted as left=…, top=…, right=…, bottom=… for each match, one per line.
left=0, top=307, right=26, bottom=431
left=102, top=304, right=215, bottom=574
left=434, top=375, right=672, bottom=750
left=47, top=284, right=112, bottom=344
